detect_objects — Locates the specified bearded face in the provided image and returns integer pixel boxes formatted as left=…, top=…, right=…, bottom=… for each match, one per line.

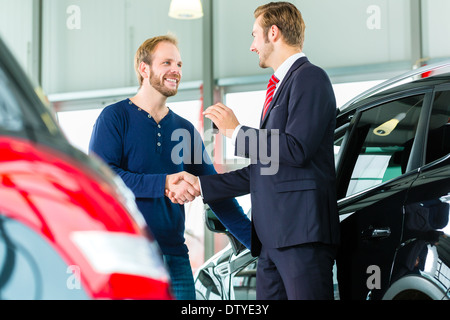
left=258, top=40, right=274, bottom=69
left=149, top=68, right=180, bottom=97
left=144, top=41, right=182, bottom=97
left=250, top=16, right=275, bottom=70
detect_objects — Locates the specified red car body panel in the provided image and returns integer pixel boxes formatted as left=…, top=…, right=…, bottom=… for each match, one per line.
left=0, top=136, right=173, bottom=300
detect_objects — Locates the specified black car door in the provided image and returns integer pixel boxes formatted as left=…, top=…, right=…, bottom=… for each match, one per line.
left=390, top=87, right=450, bottom=299
left=336, top=90, right=434, bottom=300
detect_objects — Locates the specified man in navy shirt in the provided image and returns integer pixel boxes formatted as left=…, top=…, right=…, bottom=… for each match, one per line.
left=89, top=35, right=251, bottom=300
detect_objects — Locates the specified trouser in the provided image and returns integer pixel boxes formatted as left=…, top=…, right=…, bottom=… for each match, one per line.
left=163, top=253, right=196, bottom=300
left=256, top=242, right=337, bottom=300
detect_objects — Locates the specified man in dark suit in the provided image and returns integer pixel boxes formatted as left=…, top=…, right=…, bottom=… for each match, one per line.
left=172, top=2, right=340, bottom=300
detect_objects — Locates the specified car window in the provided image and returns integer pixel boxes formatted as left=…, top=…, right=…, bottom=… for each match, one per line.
left=426, top=90, right=450, bottom=165
left=344, top=94, right=425, bottom=197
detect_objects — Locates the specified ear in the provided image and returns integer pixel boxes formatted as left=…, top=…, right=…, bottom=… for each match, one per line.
left=268, top=25, right=281, bottom=42
left=138, top=61, right=150, bottom=79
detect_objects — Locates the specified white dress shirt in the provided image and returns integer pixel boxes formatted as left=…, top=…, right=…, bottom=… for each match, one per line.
left=231, top=52, right=306, bottom=144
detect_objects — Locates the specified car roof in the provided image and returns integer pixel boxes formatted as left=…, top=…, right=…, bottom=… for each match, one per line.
left=339, top=61, right=450, bottom=114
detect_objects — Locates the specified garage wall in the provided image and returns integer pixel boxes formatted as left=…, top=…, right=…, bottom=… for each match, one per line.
left=214, top=0, right=413, bottom=80
left=41, top=0, right=203, bottom=94
left=0, top=0, right=36, bottom=82
left=1, top=0, right=450, bottom=97
left=422, top=0, right=450, bottom=59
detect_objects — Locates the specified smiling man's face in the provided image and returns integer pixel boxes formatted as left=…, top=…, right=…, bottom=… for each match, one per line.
left=250, top=16, right=274, bottom=69
left=149, top=41, right=182, bottom=97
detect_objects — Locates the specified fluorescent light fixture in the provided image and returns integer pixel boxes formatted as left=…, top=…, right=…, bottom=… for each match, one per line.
left=169, top=0, right=203, bottom=20
left=373, top=113, right=406, bottom=136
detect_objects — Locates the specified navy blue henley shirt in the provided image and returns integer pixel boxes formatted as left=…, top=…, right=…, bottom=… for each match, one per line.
left=89, top=99, right=251, bottom=255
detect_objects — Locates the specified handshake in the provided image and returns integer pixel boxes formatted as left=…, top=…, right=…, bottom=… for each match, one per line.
left=165, top=171, right=201, bottom=205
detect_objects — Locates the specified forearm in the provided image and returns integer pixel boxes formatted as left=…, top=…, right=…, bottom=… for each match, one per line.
left=111, top=165, right=167, bottom=199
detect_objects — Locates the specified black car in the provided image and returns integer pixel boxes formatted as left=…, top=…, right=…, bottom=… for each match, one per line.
left=194, top=62, right=450, bottom=300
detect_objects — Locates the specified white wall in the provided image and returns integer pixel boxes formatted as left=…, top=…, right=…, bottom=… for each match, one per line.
left=1, top=0, right=450, bottom=97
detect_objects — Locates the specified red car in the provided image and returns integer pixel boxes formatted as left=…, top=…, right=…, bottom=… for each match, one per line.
left=0, top=37, right=172, bottom=299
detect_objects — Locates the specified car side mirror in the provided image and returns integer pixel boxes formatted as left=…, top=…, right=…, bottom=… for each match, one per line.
left=204, top=206, right=247, bottom=256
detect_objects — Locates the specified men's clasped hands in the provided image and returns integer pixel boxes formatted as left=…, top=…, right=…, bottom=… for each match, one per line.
left=165, top=171, right=201, bottom=205
left=165, top=102, right=240, bottom=205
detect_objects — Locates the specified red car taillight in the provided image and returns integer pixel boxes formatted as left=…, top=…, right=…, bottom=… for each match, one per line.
left=71, top=231, right=172, bottom=299
left=105, top=274, right=172, bottom=300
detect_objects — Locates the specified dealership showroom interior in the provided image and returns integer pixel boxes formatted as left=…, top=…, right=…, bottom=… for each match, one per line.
left=0, top=0, right=449, bottom=303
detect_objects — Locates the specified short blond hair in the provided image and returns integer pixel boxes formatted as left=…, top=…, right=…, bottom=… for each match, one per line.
left=134, top=35, right=179, bottom=87
left=254, top=2, right=305, bottom=49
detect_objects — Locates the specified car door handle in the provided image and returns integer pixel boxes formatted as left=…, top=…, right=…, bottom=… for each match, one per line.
left=371, top=227, right=391, bottom=238
left=362, top=226, right=391, bottom=239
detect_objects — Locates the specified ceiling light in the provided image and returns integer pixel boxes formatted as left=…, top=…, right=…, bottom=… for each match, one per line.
left=373, top=113, right=406, bottom=136
left=169, top=0, right=204, bottom=20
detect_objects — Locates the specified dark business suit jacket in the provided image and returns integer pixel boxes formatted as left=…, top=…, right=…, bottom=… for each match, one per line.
left=200, top=57, right=340, bottom=257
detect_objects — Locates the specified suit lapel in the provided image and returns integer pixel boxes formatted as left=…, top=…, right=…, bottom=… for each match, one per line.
left=260, top=57, right=309, bottom=128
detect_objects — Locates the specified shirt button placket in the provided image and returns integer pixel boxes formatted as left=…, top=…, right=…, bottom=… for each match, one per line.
left=157, top=124, right=162, bottom=154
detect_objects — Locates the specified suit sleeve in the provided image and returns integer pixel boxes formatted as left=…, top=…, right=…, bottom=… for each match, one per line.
left=235, top=66, right=336, bottom=168
left=199, top=166, right=250, bottom=203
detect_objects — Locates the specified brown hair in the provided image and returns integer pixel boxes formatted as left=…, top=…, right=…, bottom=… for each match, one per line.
left=134, top=35, right=179, bottom=87
left=254, top=2, right=305, bottom=49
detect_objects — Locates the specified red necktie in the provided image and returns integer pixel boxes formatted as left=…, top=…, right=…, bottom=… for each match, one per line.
left=262, top=75, right=279, bottom=120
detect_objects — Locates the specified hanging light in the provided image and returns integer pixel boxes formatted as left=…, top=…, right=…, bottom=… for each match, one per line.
left=373, top=113, right=406, bottom=136
left=169, top=0, right=204, bottom=20
left=373, top=98, right=423, bottom=137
